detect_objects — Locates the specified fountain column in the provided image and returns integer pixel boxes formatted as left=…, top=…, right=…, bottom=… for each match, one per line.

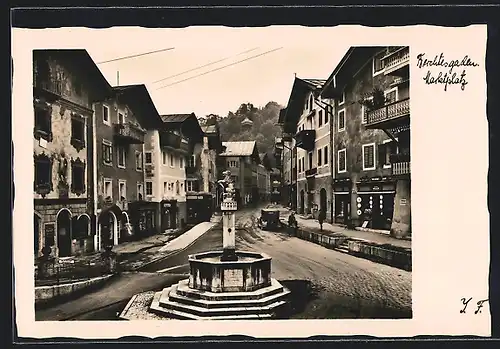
left=220, top=170, right=238, bottom=262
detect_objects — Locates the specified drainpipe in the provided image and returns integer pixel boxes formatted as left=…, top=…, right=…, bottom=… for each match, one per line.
left=92, top=103, right=99, bottom=252
left=329, top=103, right=335, bottom=223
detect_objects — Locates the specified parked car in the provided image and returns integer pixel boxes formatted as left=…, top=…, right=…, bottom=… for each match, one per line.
left=258, top=209, right=282, bottom=231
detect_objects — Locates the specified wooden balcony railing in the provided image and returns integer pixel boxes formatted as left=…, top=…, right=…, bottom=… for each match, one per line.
left=160, top=131, right=190, bottom=154
left=383, top=47, right=410, bottom=75
left=113, top=122, right=146, bottom=144
left=390, top=153, right=411, bottom=176
left=366, top=98, right=410, bottom=127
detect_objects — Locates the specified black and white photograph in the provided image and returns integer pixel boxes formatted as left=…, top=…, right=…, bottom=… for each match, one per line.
left=12, top=23, right=490, bottom=338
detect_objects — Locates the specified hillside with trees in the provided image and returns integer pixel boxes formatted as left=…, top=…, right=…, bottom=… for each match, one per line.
left=199, top=102, right=284, bottom=158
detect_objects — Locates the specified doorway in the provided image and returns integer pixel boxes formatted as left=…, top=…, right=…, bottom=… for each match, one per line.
left=320, top=188, right=327, bottom=215
left=56, top=209, right=72, bottom=257
left=99, top=210, right=117, bottom=248
left=299, top=190, right=305, bottom=214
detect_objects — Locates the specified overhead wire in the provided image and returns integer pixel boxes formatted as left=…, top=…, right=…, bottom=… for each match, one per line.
left=96, top=47, right=175, bottom=64
left=151, top=47, right=260, bottom=84
left=155, top=47, right=284, bottom=90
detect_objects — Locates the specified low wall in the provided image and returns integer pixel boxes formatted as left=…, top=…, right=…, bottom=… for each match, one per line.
left=282, top=222, right=412, bottom=271
left=35, top=275, right=113, bottom=307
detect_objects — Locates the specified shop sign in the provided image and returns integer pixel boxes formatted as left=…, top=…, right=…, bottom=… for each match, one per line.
left=44, top=223, right=55, bottom=246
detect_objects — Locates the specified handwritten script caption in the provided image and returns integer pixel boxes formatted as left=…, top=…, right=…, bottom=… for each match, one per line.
left=416, top=53, right=479, bottom=92
left=460, top=297, right=489, bottom=314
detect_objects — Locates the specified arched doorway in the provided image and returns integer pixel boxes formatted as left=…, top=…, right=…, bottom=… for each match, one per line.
left=119, top=212, right=132, bottom=242
left=99, top=210, right=118, bottom=248
left=34, top=213, right=41, bottom=257
left=320, top=188, right=327, bottom=214
left=299, top=190, right=305, bottom=214
left=74, top=214, right=91, bottom=252
left=56, top=209, right=72, bottom=257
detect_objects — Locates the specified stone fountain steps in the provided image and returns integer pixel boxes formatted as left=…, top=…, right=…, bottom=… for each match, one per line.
left=150, top=290, right=277, bottom=320
left=149, top=278, right=291, bottom=320
left=165, top=283, right=291, bottom=309
left=175, top=279, right=286, bottom=301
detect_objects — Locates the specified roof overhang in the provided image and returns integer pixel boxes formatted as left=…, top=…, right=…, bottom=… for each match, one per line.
left=282, top=78, right=320, bottom=133
left=113, top=85, right=163, bottom=129
left=320, top=47, right=382, bottom=99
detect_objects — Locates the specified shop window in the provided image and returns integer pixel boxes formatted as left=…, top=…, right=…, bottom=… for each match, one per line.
left=102, top=140, right=113, bottom=165
left=34, top=153, right=53, bottom=197
left=70, top=158, right=86, bottom=196
left=362, top=143, right=376, bottom=171
left=70, top=114, right=85, bottom=152
left=338, top=149, right=347, bottom=173
left=338, top=109, right=346, bottom=132
left=34, top=105, right=52, bottom=141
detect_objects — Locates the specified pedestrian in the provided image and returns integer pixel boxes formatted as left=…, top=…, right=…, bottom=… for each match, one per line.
left=318, top=209, right=326, bottom=231
left=288, top=211, right=298, bottom=236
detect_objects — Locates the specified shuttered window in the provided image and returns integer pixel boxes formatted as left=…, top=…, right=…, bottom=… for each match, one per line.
left=362, top=144, right=376, bottom=170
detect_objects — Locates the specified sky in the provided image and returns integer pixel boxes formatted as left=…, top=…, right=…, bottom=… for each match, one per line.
left=58, top=26, right=351, bottom=117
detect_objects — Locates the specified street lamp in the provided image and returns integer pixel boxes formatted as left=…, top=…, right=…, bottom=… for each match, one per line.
left=274, top=138, right=294, bottom=209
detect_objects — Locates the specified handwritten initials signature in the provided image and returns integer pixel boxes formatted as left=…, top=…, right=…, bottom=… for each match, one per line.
left=460, top=297, right=489, bottom=314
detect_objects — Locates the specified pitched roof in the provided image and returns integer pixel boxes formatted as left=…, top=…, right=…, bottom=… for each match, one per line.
left=160, top=113, right=194, bottom=123
left=301, top=78, right=327, bottom=89
left=220, top=141, right=256, bottom=157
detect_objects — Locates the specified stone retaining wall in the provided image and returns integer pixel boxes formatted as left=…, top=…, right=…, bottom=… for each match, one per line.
left=282, top=223, right=412, bottom=271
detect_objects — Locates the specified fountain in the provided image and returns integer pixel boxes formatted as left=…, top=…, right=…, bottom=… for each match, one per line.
left=119, top=171, right=290, bottom=320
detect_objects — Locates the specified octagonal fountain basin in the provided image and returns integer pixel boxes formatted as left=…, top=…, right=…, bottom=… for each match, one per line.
left=188, top=251, right=272, bottom=293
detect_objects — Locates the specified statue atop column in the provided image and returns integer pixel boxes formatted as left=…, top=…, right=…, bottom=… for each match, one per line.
left=220, top=170, right=238, bottom=261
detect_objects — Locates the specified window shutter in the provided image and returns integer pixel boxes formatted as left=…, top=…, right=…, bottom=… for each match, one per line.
left=378, top=144, right=386, bottom=168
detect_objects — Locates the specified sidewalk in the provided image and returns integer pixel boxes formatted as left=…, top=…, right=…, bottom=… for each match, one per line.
left=276, top=206, right=411, bottom=249
left=159, top=221, right=218, bottom=253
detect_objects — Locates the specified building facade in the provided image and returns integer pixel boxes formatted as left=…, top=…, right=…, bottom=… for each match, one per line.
left=33, top=49, right=111, bottom=259
left=201, top=124, right=225, bottom=213
left=321, top=46, right=411, bottom=238
left=92, top=87, right=148, bottom=250
left=280, top=78, right=335, bottom=221
left=219, top=141, right=261, bottom=207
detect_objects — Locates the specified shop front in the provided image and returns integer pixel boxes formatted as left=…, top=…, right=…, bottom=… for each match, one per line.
left=186, top=193, right=213, bottom=225
left=160, top=200, right=178, bottom=231
left=356, top=178, right=396, bottom=231
left=333, top=179, right=351, bottom=225
left=128, top=201, right=159, bottom=238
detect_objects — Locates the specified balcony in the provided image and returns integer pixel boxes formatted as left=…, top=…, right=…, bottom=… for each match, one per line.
left=390, top=153, right=411, bottom=176
left=294, top=129, right=316, bottom=151
left=113, top=122, right=146, bottom=144
left=366, top=98, right=410, bottom=129
left=383, top=47, right=409, bottom=76
left=160, top=131, right=190, bottom=154
left=305, top=167, right=317, bottom=177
